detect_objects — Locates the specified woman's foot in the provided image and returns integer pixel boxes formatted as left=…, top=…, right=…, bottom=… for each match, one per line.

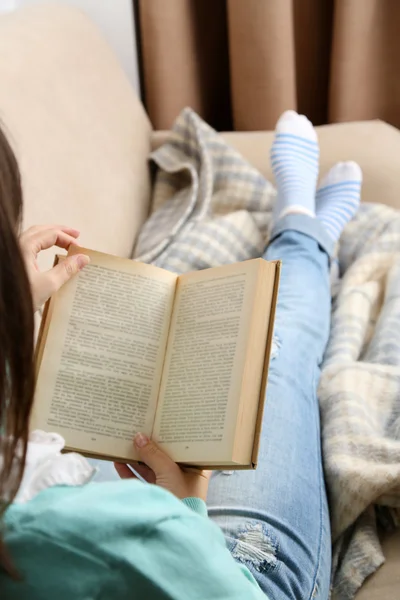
left=270, top=110, right=319, bottom=223
left=316, top=161, right=362, bottom=242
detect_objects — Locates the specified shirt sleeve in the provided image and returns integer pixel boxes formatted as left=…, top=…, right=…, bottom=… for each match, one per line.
left=182, top=496, right=264, bottom=591
left=119, top=498, right=266, bottom=600
left=5, top=481, right=267, bottom=600
left=182, top=496, right=208, bottom=516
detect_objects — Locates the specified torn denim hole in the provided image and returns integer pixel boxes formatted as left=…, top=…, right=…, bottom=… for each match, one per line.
left=312, top=582, right=319, bottom=598
left=271, top=335, right=280, bottom=360
left=231, top=522, right=278, bottom=573
left=221, top=470, right=234, bottom=476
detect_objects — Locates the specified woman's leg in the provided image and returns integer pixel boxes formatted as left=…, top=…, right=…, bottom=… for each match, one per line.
left=207, top=112, right=362, bottom=600
left=207, top=221, right=333, bottom=600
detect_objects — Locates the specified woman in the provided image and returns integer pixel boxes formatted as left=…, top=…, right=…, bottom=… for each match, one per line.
left=0, top=111, right=362, bottom=599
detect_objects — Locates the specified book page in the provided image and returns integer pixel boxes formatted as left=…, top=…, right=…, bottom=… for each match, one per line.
left=152, top=260, right=262, bottom=464
left=32, top=249, right=177, bottom=461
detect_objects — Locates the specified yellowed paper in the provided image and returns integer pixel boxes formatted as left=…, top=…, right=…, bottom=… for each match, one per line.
left=152, top=260, right=261, bottom=464
left=32, top=249, right=177, bottom=461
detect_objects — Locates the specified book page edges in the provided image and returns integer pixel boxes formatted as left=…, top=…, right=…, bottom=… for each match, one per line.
left=150, top=276, right=180, bottom=439
left=68, top=246, right=174, bottom=280
left=35, top=254, right=64, bottom=378
left=230, top=259, right=273, bottom=465
left=250, top=260, right=281, bottom=469
left=61, top=444, right=249, bottom=469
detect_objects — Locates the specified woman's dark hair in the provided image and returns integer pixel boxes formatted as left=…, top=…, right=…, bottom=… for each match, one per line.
left=0, top=126, right=35, bottom=574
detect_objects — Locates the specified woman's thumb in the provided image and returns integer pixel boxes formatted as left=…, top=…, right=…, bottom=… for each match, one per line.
left=134, top=433, right=176, bottom=477
left=49, top=254, right=90, bottom=292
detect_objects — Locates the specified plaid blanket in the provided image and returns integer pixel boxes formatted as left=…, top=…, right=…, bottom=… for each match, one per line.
left=134, top=108, right=400, bottom=599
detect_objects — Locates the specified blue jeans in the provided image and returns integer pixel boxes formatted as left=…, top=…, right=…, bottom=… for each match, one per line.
left=207, top=214, right=334, bottom=600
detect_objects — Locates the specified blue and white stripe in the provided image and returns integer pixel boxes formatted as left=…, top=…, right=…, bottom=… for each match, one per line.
left=270, top=132, right=319, bottom=221
left=316, top=179, right=362, bottom=241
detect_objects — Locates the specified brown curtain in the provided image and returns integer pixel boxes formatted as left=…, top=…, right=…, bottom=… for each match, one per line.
left=137, top=0, right=400, bottom=131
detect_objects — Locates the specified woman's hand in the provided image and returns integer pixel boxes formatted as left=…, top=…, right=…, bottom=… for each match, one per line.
left=115, top=433, right=211, bottom=501
left=19, top=225, right=90, bottom=311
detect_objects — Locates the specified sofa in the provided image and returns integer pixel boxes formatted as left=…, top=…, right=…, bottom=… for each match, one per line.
left=0, top=4, right=398, bottom=599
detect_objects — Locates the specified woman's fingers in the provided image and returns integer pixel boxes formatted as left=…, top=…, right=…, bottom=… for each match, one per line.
left=129, top=463, right=156, bottom=483
left=114, top=462, right=156, bottom=483
left=19, top=224, right=86, bottom=310
left=114, top=463, right=134, bottom=479
left=133, top=433, right=179, bottom=478
left=45, top=254, right=90, bottom=295
left=21, top=225, right=80, bottom=240
left=21, top=228, right=80, bottom=255
left=114, top=435, right=212, bottom=500
left=183, top=467, right=212, bottom=481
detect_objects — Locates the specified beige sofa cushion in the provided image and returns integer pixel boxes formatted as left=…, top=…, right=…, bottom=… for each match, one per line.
left=152, top=120, right=400, bottom=211
left=0, top=4, right=152, bottom=270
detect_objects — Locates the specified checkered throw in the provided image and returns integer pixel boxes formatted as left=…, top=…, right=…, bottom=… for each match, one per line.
left=134, top=108, right=400, bottom=600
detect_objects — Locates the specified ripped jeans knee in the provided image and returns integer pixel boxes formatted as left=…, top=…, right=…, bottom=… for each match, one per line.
left=226, top=521, right=279, bottom=574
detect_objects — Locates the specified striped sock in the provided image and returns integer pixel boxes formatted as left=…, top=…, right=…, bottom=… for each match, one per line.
left=316, top=161, right=362, bottom=242
left=270, top=110, right=319, bottom=224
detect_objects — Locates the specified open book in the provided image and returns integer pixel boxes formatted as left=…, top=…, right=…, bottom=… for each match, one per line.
left=34, top=247, right=280, bottom=469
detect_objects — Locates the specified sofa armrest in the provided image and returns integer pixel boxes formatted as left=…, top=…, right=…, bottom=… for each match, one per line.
left=0, top=3, right=152, bottom=269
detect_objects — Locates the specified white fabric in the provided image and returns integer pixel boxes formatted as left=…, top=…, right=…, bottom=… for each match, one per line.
left=15, top=430, right=96, bottom=504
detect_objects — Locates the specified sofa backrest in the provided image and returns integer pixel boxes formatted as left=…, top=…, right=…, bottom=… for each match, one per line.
left=0, top=3, right=152, bottom=270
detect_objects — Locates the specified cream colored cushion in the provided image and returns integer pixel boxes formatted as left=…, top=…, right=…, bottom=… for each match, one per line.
left=0, top=3, right=152, bottom=270
left=152, top=120, right=400, bottom=210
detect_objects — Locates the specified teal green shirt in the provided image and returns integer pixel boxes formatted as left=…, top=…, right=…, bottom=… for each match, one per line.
left=2, top=481, right=266, bottom=599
